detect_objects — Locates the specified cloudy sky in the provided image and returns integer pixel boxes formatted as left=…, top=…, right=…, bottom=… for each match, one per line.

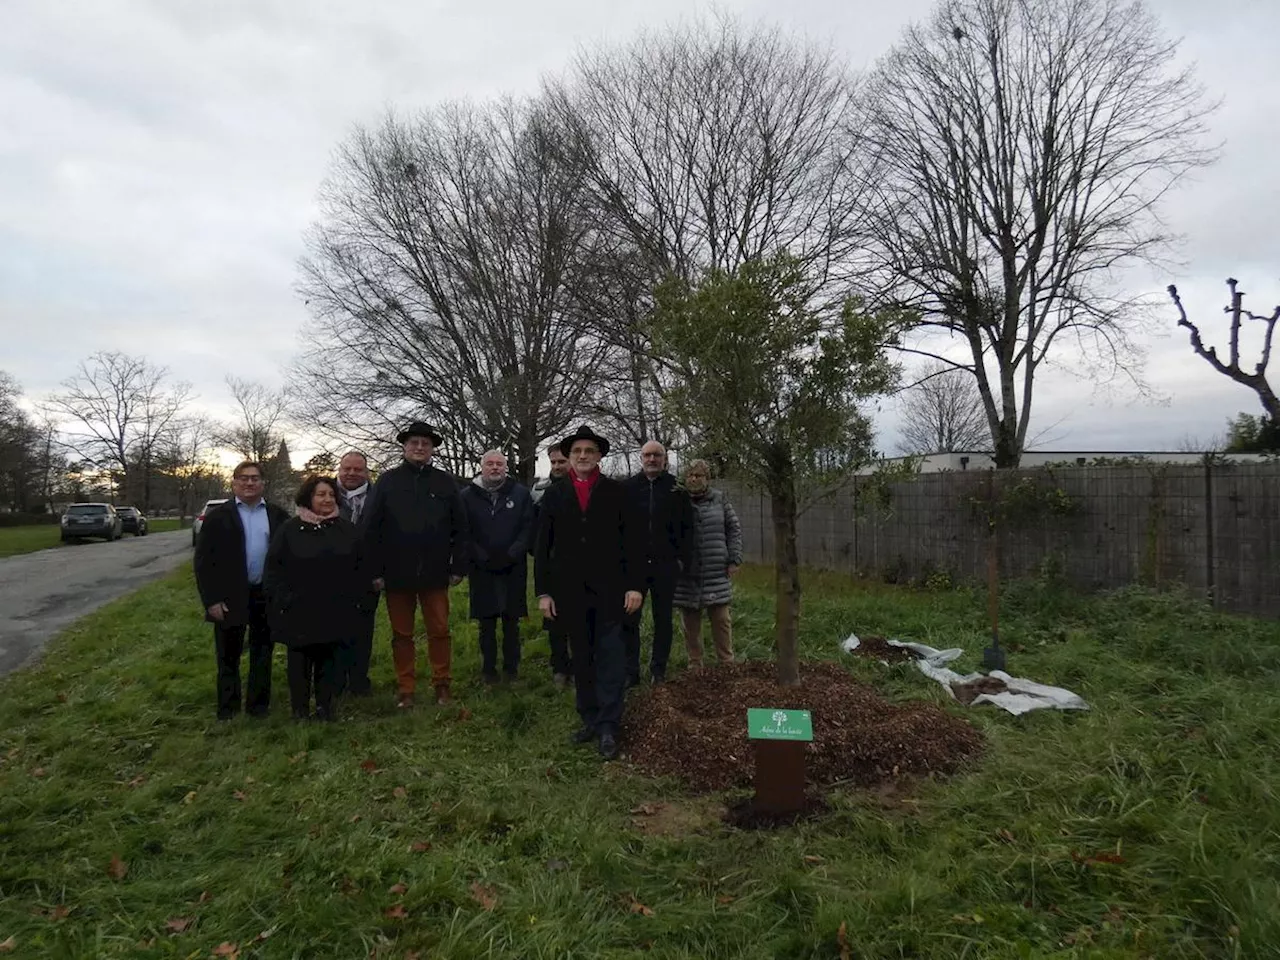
left=2, top=0, right=1277, bottom=460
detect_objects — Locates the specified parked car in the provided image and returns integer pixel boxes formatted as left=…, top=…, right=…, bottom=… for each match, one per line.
left=116, top=506, right=148, bottom=536
left=61, top=503, right=124, bottom=543
left=192, top=498, right=228, bottom=548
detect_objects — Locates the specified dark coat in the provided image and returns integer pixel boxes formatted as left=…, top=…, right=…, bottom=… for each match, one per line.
left=263, top=516, right=366, bottom=648
left=674, top=488, right=743, bottom=609
left=363, top=460, right=470, bottom=592
left=194, top=498, right=289, bottom=625
left=461, top=476, right=534, bottom=620
left=534, top=473, right=644, bottom=622
left=622, top=471, right=694, bottom=575
left=337, top=484, right=379, bottom=612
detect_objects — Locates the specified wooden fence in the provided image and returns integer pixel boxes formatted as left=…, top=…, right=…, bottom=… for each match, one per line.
left=718, top=462, right=1280, bottom=618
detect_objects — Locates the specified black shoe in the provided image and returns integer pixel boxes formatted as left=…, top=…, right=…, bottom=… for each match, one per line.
left=625, top=674, right=640, bottom=689
left=216, top=710, right=235, bottom=722
left=598, top=732, right=619, bottom=761
left=569, top=725, right=597, bottom=745
left=482, top=672, right=500, bottom=686
left=247, top=707, right=269, bottom=719
left=650, top=671, right=666, bottom=686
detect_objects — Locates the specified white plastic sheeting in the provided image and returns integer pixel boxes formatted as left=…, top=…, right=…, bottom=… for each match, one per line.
left=841, top=634, right=1089, bottom=715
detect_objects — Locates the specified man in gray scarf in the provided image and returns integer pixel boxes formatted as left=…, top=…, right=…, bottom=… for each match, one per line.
left=335, top=450, right=378, bottom=695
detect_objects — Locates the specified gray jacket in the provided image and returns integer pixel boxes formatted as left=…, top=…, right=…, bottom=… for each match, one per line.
left=674, top=488, right=743, bottom=609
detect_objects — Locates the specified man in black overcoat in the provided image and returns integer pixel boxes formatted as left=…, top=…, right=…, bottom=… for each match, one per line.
left=534, top=426, right=644, bottom=760
left=334, top=450, right=378, bottom=696
left=193, top=459, right=289, bottom=720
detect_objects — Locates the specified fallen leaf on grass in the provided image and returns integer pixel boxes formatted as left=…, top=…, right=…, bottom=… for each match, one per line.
left=107, top=855, right=128, bottom=880
left=251, top=927, right=275, bottom=944
left=165, top=917, right=194, bottom=933
left=470, top=882, right=499, bottom=911
left=244, top=776, right=255, bottom=785
left=211, top=942, right=240, bottom=958
left=389, top=883, right=408, bottom=895
left=404, top=952, right=422, bottom=960
left=288, top=751, right=307, bottom=764
left=715, top=895, right=734, bottom=905
left=455, top=707, right=473, bottom=722
left=359, top=759, right=382, bottom=774
left=48, top=905, right=70, bottom=920
left=56, top=692, right=68, bottom=703
left=182, top=791, right=198, bottom=804
left=837, top=921, right=851, bottom=960
left=629, top=803, right=659, bottom=816
left=802, top=855, right=825, bottom=865
left=1071, top=850, right=1126, bottom=866
left=340, top=877, right=360, bottom=895
left=349, top=814, right=362, bottom=823
left=627, top=897, right=654, bottom=917
left=126, top=775, right=146, bottom=788
left=410, top=841, right=432, bottom=853
left=0, top=937, right=13, bottom=953
left=393, top=786, right=408, bottom=800
left=383, top=904, right=408, bottom=920
left=32, top=767, right=46, bottom=778
left=195, top=891, right=213, bottom=904
left=996, top=828, right=1016, bottom=844
left=232, top=790, right=247, bottom=802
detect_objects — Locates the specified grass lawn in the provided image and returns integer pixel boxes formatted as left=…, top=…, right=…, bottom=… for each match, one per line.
left=0, top=519, right=182, bottom=559
left=2, top=565, right=1278, bottom=958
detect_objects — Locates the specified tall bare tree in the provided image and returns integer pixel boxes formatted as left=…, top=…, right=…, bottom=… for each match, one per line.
left=863, top=0, right=1217, bottom=466
left=1169, top=278, right=1279, bottom=427
left=296, top=98, right=617, bottom=483
left=219, top=376, right=289, bottom=463
left=46, top=352, right=192, bottom=509
left=897, top=361, right=989, bottom=453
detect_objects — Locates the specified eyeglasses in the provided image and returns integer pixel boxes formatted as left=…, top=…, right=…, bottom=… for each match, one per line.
left=234, top=475, right=263, bottom=483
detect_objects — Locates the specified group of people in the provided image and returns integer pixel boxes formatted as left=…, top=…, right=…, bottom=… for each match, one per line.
left=191, top=421, right=743, bottom=760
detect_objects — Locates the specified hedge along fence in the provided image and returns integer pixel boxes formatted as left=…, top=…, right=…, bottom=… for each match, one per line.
left=719, top=461, right=1280, bottom=618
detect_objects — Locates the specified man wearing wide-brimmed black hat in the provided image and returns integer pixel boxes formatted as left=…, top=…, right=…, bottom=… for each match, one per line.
left=363, top=421, right=470, bottom=707
left=534, top=425, right=644, bottom=760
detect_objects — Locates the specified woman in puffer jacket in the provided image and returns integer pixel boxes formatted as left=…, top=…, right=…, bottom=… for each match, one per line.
left=673, top=460, right=743, bottom=667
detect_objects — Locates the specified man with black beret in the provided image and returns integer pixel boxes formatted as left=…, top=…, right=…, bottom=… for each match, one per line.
left=534, top=425, right=644, bottom=760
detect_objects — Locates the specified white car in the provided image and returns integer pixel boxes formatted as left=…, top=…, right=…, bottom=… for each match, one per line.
left=191, top=499, right=228, bottom=548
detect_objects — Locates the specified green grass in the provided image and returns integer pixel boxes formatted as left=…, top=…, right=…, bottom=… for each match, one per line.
left=0, top=519, right=182, bottom=559
left=2, top=565, right=1278, bottom=958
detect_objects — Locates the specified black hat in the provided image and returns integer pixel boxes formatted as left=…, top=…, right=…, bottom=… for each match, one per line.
left=558, top=424, right=610, bottom=457
left=396, top=421, right=443, bottom=446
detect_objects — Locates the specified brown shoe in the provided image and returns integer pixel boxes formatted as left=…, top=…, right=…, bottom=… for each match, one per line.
left=434, top=685, right=453, bottom=706
left=396, top=693, right=415, bottom=709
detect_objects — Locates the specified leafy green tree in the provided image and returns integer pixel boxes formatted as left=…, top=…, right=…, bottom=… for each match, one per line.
left=648, top=254, right=898, bottom=684
left=1224, top=413, right=1280, bottom=453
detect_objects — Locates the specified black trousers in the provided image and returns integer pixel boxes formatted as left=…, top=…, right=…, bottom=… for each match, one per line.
left=545, top=616, right=572, bottom=677
left=287, top=642, right=340, bottom=720
left=478, top=616, right=521, bottom=677
left=337, top=601, right=377, bottom=696
left=623, top=569, right=676, bottom=682
left=213, top=586, right=274, bottom=719
left=568, top=599, right=626, bottom=733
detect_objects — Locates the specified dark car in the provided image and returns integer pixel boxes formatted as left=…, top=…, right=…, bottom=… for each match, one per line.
left=116, top=506, right=148, bottom=536
left=60, top=503, right=124, bottom=543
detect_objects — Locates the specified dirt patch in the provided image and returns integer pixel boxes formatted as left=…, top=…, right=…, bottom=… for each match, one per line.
left=846, top=636, right=920, bottom=663
left=950, top=676, right=1008, bottom=705
left=626, top=660, right=983, bottom=793
left=724, top=794, right=828, bottom=830
left=627, top=799, right=727, bottom=837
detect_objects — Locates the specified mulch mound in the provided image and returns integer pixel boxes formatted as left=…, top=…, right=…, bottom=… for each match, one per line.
left=846, top=635, right=920, bottom=663
left=626, top=660, right=983, bottom=793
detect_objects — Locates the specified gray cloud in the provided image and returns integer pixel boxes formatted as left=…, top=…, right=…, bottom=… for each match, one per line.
left=2, top=0, right=1277, bottom=452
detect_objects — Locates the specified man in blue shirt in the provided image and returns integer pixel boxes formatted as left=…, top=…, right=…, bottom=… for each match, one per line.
left=194, top=460, right=289, bottom=720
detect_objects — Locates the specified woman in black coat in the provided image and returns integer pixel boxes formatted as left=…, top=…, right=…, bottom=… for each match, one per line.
left=264, top=476, right=367, bottom=721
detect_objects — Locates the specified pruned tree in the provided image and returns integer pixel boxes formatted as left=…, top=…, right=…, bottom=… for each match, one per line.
left=863, top=0, right=1217, bottom=467
left=1170, top=278, right=1278, bottom=433
left=296, top=97, right=617, bottom=483
left=46, top=352, right=192, bottom=510
left=897, top=361, right=988, bottom=453
left=648, top=254, right=898, bottom=684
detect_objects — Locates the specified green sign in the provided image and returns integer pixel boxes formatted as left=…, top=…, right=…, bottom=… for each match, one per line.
left=747, top=708, right=813, bottom=741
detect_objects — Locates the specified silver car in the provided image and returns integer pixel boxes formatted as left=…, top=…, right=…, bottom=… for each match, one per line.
left=192, top=498, right=228, bottom=548
left=61, top=503, right=124, bottom=543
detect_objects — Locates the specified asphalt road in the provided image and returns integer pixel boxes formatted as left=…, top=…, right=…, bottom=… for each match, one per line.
left=0, top=530, right=192, bottom=678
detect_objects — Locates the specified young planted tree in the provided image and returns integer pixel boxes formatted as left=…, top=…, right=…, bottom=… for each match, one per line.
left=648, top=254, right=897, bottom=684
left=864, top=0, right=1216, bottom=466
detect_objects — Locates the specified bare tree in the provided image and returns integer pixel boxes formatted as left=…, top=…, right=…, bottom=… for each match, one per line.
left=219, top=376, right=290, bottom=463
left=46, top=352, right=192, bottom=509
left=863, top=0, right=1217, bottom=467
left=1169, top=278, right=1279, bottom=426
left=296, top=98, right=617, bottom=483
left=157, top=416, right=225, bottom=519
left=897, top=361, right=988, bottom=453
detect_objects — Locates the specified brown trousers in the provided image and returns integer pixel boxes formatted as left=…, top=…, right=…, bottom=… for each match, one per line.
left=384, top=588, right=452, bottom=694
left=681, top=604, right=733, bottom=667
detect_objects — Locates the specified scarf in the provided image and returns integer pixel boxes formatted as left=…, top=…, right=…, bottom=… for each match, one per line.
left=481, top=474, right=505, bottom=492
left=571, top=468, right=601, bottom=511
left=341, top=483, right=369, bottom=522
left=297, top=505, right=339, bottom=525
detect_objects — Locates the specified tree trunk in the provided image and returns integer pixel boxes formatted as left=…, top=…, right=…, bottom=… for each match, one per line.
left=769, top=463, right=802, bottom=686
